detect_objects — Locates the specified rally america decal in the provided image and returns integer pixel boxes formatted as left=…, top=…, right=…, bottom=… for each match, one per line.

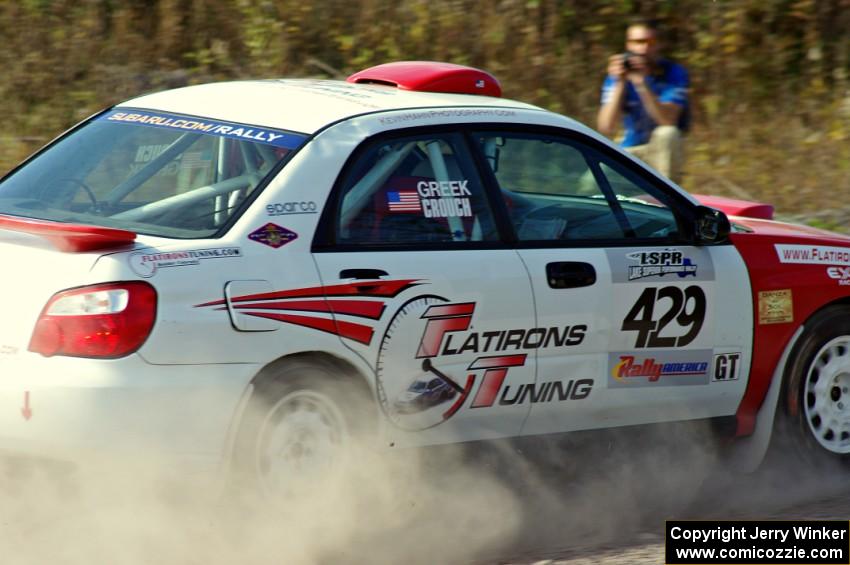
left=606, top=247, right=714, bottom=283
left=99, top=109, right=306, bottom=149
left=607, top=349, right=712, bottom=388
left=376, top=296, right=592, bottom=431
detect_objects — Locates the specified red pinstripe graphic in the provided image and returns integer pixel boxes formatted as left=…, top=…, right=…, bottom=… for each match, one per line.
left=468, top=354, right=527, bottom=370
left=422, top=302, right=476, bottom=318
left=233, top=299, right=385, bottom=319
left=195, top=279, right=421, bottom=307
left=245, top=312, right=374, bottom=345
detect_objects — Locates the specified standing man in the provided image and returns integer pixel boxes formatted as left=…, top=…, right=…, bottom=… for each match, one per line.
left=598, top=19, right=689, bottom=183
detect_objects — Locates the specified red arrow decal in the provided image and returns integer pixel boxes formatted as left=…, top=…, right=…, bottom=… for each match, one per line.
left=21, top=391, right=32, bottom=421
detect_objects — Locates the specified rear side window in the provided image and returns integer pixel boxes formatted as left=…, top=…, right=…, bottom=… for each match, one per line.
left=336, top=133, right=499, bottom=245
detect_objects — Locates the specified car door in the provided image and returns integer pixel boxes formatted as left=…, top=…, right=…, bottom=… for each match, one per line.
left=312, top=129, right=536, bottom=448
left=470, top=128, right=752, bottom=435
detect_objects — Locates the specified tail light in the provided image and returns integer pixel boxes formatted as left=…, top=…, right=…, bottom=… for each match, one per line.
left=28, top=282, right=157, bottom=358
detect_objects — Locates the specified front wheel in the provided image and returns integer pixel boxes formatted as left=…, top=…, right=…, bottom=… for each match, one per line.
left=779, top=306, right=850, bottom=463
left=231, top=358, right=374, bottom=500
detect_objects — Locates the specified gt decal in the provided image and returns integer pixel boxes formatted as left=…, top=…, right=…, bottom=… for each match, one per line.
left=621, top=286, right=706, bottom=348
left=713, top=353, right=741, bottom=381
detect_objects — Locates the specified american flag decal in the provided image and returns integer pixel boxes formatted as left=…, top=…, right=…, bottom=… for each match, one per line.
left=387, top=190, right=421, bottom=212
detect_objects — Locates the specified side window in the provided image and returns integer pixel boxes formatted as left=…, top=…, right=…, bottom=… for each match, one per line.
left=597, top=162, right=678, bottom=238
left=336, top=133, right=498, bottom=245
left=475, top=132, right=679, bottom=242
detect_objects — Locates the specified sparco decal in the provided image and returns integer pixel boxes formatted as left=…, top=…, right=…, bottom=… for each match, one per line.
left=608, top=350, right=712, bottom=387
left=625, top=249, right=697, bottom=280
left=129, top=247, right=241, bottom=278
left=266, top=201, right=318, bottom=216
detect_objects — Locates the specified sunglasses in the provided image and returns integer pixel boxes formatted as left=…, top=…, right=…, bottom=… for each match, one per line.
left=627, top=37, right=657, bottom=46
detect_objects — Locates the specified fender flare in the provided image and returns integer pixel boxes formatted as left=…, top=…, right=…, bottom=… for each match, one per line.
left=726, top=326, right=804, bottom=472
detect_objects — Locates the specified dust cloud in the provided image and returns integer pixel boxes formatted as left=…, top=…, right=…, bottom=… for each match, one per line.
left=0, top=414, right=846, bottom=565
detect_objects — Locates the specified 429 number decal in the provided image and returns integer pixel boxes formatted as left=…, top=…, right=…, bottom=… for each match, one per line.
left=621, top=285, right=706, bottom=348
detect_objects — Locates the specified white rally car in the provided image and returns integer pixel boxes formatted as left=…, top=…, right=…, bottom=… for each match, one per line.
left=0, top=62, right=848, bottom=489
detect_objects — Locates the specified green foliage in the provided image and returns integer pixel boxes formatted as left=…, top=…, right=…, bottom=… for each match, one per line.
left=0, top=0, right=848, bottom=221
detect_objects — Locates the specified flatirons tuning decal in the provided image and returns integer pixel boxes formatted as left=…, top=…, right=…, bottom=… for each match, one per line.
left=195, top=279, right=422, bottom=345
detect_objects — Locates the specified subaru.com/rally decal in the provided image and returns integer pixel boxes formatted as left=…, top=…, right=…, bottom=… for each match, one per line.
left=376, top=296, right=592, bottom=431
left=608, top=349, right=713, bottom=387
left=194, top=279, right=422, bottom=345
left=99, top=109, right=306, bottom=149
left=606, top=247, right=715, bottom=283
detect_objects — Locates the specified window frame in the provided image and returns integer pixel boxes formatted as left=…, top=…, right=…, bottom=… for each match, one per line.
left=312, top=125, right=516, bottom=252
left=313, top=122, right=725, bottom=253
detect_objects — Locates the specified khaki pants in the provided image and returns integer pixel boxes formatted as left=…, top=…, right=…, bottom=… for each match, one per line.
left=626, top=125, right=685, bottom=184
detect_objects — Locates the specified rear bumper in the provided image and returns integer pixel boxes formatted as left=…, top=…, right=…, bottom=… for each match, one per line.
left=0, top=353, right=259, bottom=473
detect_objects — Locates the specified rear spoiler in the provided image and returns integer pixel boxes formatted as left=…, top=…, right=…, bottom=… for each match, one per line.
left=692, top=195, right=774, bottom=220
left=0, top=214, right=136, bottom=252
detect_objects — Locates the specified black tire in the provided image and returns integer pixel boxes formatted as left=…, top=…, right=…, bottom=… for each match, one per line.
left=230, top=357, right=374, bottom=500
left=777, top=305, right=850, bottom=465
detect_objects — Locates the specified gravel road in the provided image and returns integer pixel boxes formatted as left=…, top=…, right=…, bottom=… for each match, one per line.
left=490, top=452, right=850, bottom=565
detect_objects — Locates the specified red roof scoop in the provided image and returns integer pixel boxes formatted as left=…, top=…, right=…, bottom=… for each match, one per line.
left=0, top=214, right=137, bottom=252
left=347, top=61, right=502, bottom=97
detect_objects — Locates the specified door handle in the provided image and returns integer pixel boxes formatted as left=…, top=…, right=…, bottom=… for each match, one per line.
left=546, top=262, right=596, bottom=289
left=339, top=268, right=388, bottom=280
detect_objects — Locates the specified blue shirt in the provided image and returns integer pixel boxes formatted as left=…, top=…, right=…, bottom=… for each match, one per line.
left=601, top=59, right=690, bottom=147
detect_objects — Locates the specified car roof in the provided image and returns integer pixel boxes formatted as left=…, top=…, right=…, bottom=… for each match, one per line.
left=118, top=78, right=546, bottom=135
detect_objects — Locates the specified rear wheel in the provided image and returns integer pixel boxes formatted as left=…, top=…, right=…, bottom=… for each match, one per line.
left=231, top=358, right=374, bottom=500
left=779, top=306, right=850, bottom=463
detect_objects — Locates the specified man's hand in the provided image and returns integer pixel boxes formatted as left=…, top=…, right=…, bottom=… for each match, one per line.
left=624, top=54, right=650, bottom=85
left=607, top=54, right=627, bottom=79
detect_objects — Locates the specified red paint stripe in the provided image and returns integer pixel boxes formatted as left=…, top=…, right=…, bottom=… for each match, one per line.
left=234, top=299, right=385, bottom=319
left=423, top=302, right=476, bottom=318
left=245, top=312, right=374, bottom=345
left=195, top=279, right=421, bottom=308
left=468, top=354, right=527, bottom=370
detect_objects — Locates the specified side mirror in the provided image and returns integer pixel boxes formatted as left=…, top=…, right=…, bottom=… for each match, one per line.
left=694, top=205, right=731, bottom=245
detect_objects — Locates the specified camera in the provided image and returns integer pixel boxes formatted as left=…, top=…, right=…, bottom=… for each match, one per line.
left=622, top=51, right=636, bottom=71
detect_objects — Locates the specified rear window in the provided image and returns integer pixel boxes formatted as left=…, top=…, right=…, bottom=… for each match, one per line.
left=0, top=109, right=307, bottom=238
